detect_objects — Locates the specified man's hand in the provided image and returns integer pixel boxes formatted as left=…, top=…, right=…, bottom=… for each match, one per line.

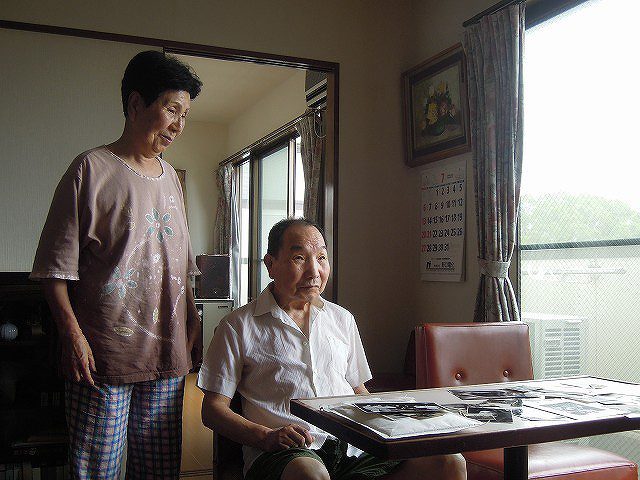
left=262, top=424, right=314, bottom=452
left=203, top=392, right=314, bottom=453
left=60, top=330, right=96, bottom=385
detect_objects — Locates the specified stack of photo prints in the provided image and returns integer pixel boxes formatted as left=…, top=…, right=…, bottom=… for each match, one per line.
left=330, top=379, right=640, bottom=439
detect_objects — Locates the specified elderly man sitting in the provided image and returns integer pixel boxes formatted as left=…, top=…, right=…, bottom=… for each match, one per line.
left=198, top=218, right=466, bottom=480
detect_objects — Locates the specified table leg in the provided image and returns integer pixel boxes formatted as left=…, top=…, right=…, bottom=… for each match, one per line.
left=504, top=445, right=528, bottom=480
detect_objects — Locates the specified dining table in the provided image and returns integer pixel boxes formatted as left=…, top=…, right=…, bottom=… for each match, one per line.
left=290, top=376, right=640, bottom=480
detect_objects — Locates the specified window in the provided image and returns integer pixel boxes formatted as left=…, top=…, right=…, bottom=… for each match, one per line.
left=237, top=134, right=304, bottom=305
left=519, top=0, right=640, bottom=462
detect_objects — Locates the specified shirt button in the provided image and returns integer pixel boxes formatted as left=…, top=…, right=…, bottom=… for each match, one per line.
left=303, top=341, right=309, bottom=346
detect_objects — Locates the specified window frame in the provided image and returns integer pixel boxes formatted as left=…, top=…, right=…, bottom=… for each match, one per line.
left=239, top=130, right=302, bottom=303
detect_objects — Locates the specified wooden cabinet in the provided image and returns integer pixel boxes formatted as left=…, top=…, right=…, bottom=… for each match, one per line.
left=0, top=274, right=233, bottom=479
left=0, top=274, right=67, bottom=479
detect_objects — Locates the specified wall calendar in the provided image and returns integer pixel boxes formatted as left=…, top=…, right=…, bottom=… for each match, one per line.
left=420, top=159, right=466, bottom=282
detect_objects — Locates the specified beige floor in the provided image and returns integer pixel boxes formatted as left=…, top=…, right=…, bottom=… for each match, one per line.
left=181, top=373, right=214, bottom=477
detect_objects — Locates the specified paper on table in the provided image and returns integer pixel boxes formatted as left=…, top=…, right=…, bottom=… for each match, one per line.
left=329, top=404, right=482, bottom=439
left=523, top=399, right=624, bottom=420
left=514, top=405, right=566, bottom=421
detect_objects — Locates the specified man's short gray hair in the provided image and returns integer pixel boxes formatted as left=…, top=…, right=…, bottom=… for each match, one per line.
left=267, top=218, right=326, bottom=257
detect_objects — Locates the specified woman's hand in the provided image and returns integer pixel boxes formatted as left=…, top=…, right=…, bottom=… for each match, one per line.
left=42, top=279, right=97, bottom=386
left=60, top=330, right=96, bottom=385
left=262, top=424, right=314, bottom=452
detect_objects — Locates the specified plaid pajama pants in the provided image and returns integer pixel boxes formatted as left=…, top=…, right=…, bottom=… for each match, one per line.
left=65, top=377, right=185, bottom=480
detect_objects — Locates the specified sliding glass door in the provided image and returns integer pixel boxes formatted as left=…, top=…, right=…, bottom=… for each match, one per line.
left=236, top=134, right=304, bottom=305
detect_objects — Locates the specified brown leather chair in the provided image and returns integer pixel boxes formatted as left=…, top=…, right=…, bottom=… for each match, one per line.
left=366, top=330, right=416, bottom=392
left=415, top=322, right=637, bottom=480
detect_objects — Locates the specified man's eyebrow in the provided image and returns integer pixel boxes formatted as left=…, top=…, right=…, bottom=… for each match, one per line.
left=289, top=245, right=327, bottom=251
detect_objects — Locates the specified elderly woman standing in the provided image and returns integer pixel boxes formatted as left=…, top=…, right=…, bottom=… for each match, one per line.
left=30, top=51, right=202, bottom=479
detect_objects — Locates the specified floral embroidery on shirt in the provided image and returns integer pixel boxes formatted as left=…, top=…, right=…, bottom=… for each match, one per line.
left=103, top=266, right=138, bottom=299
left=113, top=326, right=134, bottom=337
left=124, top=206, right=135, bottom=230
left=145, top=208, right=174, bottom=242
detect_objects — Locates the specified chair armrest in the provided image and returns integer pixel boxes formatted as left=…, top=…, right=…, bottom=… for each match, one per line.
left=365, top=372, right=416, bottom=393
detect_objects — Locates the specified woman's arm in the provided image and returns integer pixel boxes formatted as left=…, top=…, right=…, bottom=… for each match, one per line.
left=185, top=278, right=203, bottom=369
left=42, top=278, right=96, bottom=385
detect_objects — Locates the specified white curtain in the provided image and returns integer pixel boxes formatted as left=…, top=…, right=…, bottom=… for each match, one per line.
left=296, top=110, right=325, bottom=221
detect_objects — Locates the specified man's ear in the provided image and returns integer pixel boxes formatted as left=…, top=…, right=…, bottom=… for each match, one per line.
left=264, top=254, right=275, bottom=279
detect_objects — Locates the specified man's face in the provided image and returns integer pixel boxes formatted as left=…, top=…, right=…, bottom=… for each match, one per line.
left=264, top=224, right=330, bottom=307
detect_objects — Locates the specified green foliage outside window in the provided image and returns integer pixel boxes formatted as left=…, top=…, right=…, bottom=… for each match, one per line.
left=520, top=194, right=640, bottom=245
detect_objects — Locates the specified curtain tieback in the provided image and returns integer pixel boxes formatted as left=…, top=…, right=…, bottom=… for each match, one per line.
left=478, top=258, right=510, bottom=278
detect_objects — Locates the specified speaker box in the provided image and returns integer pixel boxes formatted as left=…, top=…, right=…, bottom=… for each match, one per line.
left=196, top=254, right=230, bottom=299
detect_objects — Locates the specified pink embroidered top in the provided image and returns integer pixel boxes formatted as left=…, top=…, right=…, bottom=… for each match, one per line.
left=31, top=146, right=200, bottom=383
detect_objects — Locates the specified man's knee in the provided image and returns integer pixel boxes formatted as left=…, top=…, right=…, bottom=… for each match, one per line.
left=438, top=453, right=467, bottom=477
left=404, top=453, right=467, bottom=479
left=280, top=455, right=330, bottom=480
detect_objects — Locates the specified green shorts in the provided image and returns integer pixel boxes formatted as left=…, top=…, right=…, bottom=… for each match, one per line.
left=244, top=438, right=401, bottom=480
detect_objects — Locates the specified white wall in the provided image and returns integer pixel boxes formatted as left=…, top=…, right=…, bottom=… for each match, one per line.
left=167, top=121, right=228, bottom=256
left=0, top=28, right=152, bottom=270
left=227, top=69, right=306, bottom=156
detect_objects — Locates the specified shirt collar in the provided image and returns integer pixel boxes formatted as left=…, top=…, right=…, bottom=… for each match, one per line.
left=254, top=283, right=325, bottom=319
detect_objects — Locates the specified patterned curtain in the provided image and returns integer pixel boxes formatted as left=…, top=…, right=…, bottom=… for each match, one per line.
left=296, top=110, right=325, bottom=222
left=213, top=163, right=240, bottom=305
left=213, top=163, right=233, bottom=254
left=464, top=3, right=525, bottom=322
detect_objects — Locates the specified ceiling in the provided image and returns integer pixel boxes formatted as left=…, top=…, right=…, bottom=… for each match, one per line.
left=175, top=54, right=302, bottom=124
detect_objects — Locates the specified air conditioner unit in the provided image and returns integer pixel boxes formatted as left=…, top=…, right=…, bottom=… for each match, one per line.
left=523, top=313, right=588, bottom=379
left=305, top=71, right=327, bottom=109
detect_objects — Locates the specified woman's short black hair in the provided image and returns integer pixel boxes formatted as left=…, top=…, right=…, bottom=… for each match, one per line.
left=267, top=218, right=327, bottom=257
left=121, top=50, right=202, bottom=117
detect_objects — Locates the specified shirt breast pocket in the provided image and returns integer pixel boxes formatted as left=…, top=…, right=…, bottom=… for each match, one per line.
left=327, top=336, right=349, bottom=376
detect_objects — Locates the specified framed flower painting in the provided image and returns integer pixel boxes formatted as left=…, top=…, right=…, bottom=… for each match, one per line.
left=402, top=44, right=471, bottom=167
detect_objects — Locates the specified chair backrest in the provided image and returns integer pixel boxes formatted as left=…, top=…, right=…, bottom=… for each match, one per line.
left=415, top=322, right=534, bottom=389
left=213, top=393, right=244, bottom=480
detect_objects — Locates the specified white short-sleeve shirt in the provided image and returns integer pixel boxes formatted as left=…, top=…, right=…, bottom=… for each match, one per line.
left=197, top=285, right=372, bottom=474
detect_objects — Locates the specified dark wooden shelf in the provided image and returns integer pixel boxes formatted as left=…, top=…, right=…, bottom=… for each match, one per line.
left=0, top=337, right=47, bottom=347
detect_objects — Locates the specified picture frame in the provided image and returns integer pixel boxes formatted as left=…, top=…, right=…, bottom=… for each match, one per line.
left=402, top=43, right=471, bottom=167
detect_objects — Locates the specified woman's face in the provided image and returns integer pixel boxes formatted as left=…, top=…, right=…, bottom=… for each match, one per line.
left=132, top=89, right=191, bottom=157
